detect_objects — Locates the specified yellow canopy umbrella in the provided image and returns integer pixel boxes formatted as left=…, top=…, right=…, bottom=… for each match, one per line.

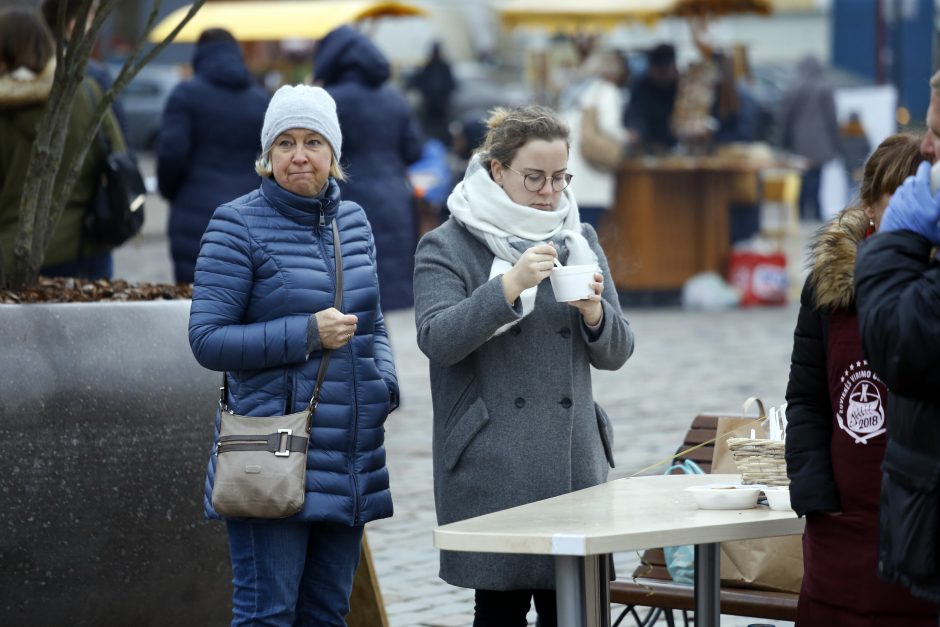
left=499, top=0, right=772, bottom=32
left=148, top=0, right=426, bottom=43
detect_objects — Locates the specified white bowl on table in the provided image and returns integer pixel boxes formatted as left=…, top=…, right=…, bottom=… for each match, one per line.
left=686, top=483, right=763, bottom=510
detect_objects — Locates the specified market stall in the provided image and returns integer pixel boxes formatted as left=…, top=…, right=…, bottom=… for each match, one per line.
left=600, top=151, right=802, bottom=296
left=499, top=0, right=812, bottom=299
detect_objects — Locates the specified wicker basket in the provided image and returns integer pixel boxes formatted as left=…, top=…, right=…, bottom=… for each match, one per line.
left=727, top=437, right=789, bottom=486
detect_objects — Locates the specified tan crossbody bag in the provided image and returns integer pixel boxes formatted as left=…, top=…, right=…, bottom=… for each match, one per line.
left=211, top=218, right=343, bottom=519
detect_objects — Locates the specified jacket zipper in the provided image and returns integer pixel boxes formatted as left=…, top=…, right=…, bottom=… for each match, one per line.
left=285, top=370, right=294, bottom=414
left=317, top=205, right=360, bottom=524
left=348, top=331, right=361, bottom=525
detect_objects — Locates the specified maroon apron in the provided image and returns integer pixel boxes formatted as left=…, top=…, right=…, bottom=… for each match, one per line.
left=797, top=308, right=937, bottom=625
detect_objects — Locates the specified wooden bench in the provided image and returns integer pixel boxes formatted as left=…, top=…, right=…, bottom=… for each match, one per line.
left=608, top=414, right=799, bottom=626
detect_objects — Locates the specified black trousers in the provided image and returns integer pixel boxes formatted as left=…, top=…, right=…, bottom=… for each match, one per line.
left=473, top=588, right=557, bottom=627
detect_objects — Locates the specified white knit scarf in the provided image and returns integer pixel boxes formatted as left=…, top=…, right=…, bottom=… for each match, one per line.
left=447, top=155, right=597, bottom=334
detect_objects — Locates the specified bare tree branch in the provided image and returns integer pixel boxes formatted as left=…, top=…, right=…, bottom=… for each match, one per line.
left=5, top=0, right=207, bottom=289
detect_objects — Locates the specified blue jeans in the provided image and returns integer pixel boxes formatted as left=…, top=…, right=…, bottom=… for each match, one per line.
left=226, top=520, right=364, bottom=626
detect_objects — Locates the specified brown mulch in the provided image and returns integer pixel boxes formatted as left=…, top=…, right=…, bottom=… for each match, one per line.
left=0, top=277, right=192, bottom=304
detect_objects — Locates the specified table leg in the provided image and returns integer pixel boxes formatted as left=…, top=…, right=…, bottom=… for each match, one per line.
left=694, top=543, right=720, bottom=627
left=554, top=554, right=611, bottom=627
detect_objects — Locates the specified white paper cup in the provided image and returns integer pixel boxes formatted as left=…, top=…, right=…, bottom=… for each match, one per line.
left=550, top=264, right=599, bottom=302
left=763, top=486, right=792, bottom=511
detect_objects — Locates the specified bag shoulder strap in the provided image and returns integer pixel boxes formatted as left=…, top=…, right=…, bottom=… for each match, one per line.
left=220, top=214, right=344, bottom=424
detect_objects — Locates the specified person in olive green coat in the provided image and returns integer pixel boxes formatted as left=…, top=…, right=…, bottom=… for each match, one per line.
left=0, top=7, right=111, bottom=279
left=414, top=105, right=634, bottom=626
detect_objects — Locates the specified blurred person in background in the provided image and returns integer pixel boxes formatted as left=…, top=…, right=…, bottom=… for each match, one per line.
left=449, top=111, right=488, bottom=182
left=838, top=112, right=872, bottom=201
left=564, top=50, right=633, bottom=231
left=156, top=28, right=269, bottom=284
left=710, top=52, right=757, bottom=144
left=408, top=41, right=456, bottom=146
left=777, top=55, right=840, bottom=221
left=0, top=7, right=114, bottom=279
left=414, top=105, right=634, bottom=626
left=854, top=70, right=940, bottom=617
left=785, top=133, right=936, bottom=626
left=623, top=43, right=678, bottom=152
left=41, top=0, right=127, bottom=134
left=314, top=25, right=423, bottom=311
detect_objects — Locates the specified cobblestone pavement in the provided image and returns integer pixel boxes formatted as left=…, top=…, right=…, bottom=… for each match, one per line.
left=119, top=162, right=800, bottom=626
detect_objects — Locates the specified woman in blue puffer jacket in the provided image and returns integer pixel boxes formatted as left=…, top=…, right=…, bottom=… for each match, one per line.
left=189, top=84, right=399, bottom=627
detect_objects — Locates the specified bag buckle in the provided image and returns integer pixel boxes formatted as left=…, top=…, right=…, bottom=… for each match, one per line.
left=274, top=429, right=292, bottom=457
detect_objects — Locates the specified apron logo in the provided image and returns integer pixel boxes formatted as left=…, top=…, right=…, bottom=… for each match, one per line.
left=837, top=360, right=885, bottom=444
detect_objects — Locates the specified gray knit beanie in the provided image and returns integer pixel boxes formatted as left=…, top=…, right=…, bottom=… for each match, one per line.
left=260, top=84, right=342, bottom=162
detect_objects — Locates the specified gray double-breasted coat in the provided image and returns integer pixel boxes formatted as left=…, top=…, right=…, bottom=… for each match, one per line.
left=414, top=218, right=635, bottom=590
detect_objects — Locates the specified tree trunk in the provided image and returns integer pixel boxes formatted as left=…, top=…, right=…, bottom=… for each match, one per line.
left=0, top=0, right=206, bottom=291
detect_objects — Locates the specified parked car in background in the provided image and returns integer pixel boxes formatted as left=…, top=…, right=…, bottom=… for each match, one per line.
left=110, top=63, right=183, bottom=152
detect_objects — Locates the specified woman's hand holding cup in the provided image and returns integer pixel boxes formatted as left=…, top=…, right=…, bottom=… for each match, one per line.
left=567, top=271, right=604, bottom=326
left=501, top=243, right=557, bottom=304
left=316, top=307, right=358, bottom=349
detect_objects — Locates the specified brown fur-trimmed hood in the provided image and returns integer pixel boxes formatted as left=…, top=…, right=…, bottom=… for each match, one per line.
left=0, top=59, right=55, bottom=110
left=810, top=205, right=870, bottom=310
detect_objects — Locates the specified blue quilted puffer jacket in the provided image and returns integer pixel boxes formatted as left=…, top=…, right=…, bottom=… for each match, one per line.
left=189, top=176, right=399, bottom=525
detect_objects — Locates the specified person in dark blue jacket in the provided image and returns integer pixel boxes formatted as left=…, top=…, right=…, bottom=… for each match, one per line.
left=157, top=28, right=269, bottom=283
left=189, top=84, right=399, bottom=626
left=855, top=72, right=940, bottom=611
left=314, top=25, right=423, bottom=310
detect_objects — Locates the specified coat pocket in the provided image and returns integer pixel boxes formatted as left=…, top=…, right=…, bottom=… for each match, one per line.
left=879, top=440, right=940, bottom=580
left=595, top=403, right=616, bottom=468
left=443, top=397, right=490, bottom=471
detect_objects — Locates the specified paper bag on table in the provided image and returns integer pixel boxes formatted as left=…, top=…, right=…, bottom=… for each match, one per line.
left=712, top=416, right=804, bottom=594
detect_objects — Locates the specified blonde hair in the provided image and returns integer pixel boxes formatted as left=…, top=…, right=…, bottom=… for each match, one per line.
left=931, top=70, right=940, bottom=95
left=478, top=105, right=569, bottom=176
left=254, top=148, right=346, bottom=182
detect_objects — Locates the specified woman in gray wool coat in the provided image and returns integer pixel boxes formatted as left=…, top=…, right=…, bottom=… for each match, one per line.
left=414, top=105, right=635, bottom=626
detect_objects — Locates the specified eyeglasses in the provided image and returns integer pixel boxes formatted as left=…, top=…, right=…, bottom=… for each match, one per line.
left=503, top=164, right=573, bottom=192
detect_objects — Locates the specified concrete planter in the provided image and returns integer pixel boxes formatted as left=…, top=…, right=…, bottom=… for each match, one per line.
left=0, top=301, right=229, bottom=626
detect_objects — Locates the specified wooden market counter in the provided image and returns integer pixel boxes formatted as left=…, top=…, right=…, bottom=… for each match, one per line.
left=598, top=155, right=797, bottom=294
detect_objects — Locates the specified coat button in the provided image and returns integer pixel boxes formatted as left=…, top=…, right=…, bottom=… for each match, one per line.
left=510, top=325, right=521, bottom=336
left=559, top=327, right=571, bottom=338
left=559, top=397, right=572, bottom=409
left=515, top=397, right=526, bottom=408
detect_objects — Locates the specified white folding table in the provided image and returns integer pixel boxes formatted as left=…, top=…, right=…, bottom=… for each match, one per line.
left=434, top=473, right=804, bottom=627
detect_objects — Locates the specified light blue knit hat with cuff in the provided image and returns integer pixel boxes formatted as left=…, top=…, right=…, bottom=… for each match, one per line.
left=260, top=84, right=342, bottom=162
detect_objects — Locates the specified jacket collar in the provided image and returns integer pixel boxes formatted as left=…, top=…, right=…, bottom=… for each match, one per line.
left=810, top=205, right=868, bottom=310
left=0, top=59, right=55, bottom=110
left=261, top=176, right=340, bottom=227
